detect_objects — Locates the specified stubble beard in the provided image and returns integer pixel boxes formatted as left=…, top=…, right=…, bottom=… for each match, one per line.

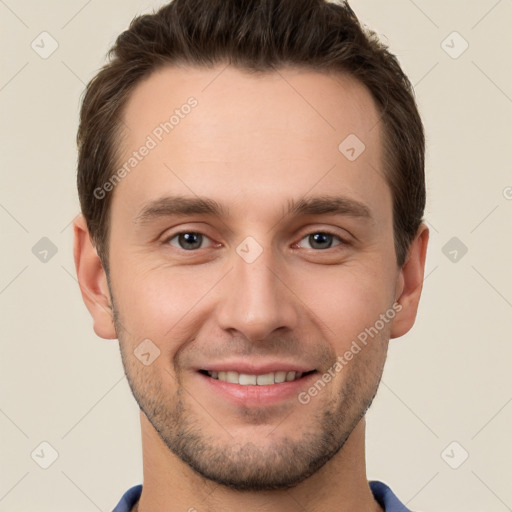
left=112, top=299, right=387, bottom=491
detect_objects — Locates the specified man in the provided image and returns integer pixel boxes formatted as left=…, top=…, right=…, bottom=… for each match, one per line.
left=73, top=0, right=429, bottom=510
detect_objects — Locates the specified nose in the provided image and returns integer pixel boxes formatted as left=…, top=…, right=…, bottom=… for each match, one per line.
left=215, top=243, right=299, bottom=342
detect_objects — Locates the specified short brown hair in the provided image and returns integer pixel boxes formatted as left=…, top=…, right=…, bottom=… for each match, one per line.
left=77, top=0, right=425, bottom=271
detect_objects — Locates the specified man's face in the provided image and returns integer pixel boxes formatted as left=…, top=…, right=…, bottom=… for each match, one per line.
left=107, top=65, right=402, bottom=490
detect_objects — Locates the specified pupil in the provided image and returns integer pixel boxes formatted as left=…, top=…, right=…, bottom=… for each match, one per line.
left=180, top=233, right=202, bottom=250
left=310, top=233, right=332, bottom=249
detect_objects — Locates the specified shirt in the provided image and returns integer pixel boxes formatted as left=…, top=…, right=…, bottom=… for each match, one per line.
left=112, top=480, right=413, bottom=511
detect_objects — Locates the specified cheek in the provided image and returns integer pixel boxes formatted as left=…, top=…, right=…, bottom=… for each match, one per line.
left=297, top=263, right=391, bottom=340
left=110, top=260, right=218, bottom=338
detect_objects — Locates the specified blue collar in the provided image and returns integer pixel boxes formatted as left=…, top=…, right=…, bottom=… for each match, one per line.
left=113, top=480, right=413, bottom=511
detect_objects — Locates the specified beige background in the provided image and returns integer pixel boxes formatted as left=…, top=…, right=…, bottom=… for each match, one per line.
left=1, top=0, right=511, bottom=511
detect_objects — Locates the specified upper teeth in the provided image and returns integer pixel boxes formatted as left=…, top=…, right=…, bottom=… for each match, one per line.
left=207, top=370, right=303, bottom=385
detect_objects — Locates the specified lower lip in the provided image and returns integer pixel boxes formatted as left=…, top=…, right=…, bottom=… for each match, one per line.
left=196, top=371, right=318, bottom=407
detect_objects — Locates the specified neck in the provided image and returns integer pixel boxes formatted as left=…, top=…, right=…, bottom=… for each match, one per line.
left=135, top=412, right=382, bottom=512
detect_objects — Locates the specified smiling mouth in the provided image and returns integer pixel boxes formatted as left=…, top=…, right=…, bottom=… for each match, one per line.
left=198, top=369, right=317, bottom=385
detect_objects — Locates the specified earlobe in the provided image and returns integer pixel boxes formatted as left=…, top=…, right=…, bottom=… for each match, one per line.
left=390, top=223, right=429, bottom=339
left=73, top=214, right=117, bottom=340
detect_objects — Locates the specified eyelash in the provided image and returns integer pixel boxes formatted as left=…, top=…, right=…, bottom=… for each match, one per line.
left=163, top=230, right=349, bottom=252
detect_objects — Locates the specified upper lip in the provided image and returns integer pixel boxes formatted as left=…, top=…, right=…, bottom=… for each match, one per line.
left=196, top=361, right=316, bottom=375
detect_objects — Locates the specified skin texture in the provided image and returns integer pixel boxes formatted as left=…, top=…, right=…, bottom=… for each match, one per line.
left=74, top=64, right=429, bottom=512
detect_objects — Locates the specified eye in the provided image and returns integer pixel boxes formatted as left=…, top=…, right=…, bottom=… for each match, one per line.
left=296, top=231, right=344, bottom=250
left=165, top=232, right=213, bottom=251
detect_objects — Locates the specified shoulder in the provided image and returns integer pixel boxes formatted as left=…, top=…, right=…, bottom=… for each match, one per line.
left=369, top=480, right=415, bottom=512
left=112, top=484, right=142, bottom=512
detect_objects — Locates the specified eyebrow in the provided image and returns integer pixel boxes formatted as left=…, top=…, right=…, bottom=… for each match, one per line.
left=286, top=195, right=373, bottom=222
left=134, top=194, right=373, bottom=225
left=134, top=196, right=228, bottom=225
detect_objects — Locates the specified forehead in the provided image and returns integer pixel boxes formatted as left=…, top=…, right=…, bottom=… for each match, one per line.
left=121, top=64, right=381, bottom=153
left=114, top=64, right=389, bottom=226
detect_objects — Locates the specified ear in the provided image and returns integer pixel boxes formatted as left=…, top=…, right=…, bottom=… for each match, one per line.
left=73, top=214, right=117, bottom=339
left=390, top=223, right=429, bottom=339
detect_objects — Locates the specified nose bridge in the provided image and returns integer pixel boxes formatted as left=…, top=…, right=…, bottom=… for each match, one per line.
left=216, top=239, right=298, bottom=341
